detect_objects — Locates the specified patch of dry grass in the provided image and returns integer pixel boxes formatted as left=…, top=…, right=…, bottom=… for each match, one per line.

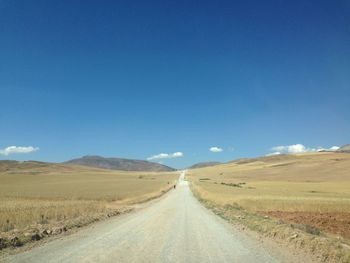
left=190, top=180, right=350, bottom=213
left=0, top=198, right=108, bottom=232
left=188, top=152, right=350, bottom=214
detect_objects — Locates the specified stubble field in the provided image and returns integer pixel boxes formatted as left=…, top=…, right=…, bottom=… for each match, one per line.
left=0, top=161, right=177, bottom=248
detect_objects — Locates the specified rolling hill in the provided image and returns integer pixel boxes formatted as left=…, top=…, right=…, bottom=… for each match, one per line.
left=337, top=144, right=350, bottom=153
left=189, top=161, right=221, bottom=169
left=65, top=155, right=176, bottom=172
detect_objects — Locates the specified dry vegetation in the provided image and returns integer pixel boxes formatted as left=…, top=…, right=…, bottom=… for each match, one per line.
left=0, top=161, right=178, bottom=249
left=188, top=152, right=350, bottom=262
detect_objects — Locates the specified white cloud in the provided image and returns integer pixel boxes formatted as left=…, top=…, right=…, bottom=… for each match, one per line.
left=0, top=146, right=39, bottom=156
left=271, top=144, right=307, bottom=154
left=269, top=144, right=340, bottom=155
left=147, top=152, right=183, bottom=161
left=172, top=152, right=183, bottom=157
left=209, top=146, right=223, bottom=153
left=329, top=146, right=340, bottom=151
left=315, top=146, right=340, bottom=152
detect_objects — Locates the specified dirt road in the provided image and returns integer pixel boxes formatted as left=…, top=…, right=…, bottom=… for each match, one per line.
left=3, top=171, right=284, bottom=263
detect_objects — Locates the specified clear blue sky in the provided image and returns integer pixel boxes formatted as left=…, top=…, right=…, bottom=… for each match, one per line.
left=1, top=0, right=349, bottom=168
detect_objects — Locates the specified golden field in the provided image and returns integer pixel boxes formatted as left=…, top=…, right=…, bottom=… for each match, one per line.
left=0, top=161, right=177, bottom=241
left=188, top=152, right=350, bottom=262
left=189, top=153, right=350, bottom=212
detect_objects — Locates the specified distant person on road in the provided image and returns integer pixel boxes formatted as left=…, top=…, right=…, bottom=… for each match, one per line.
left=174, top=185, right=176, bottom=189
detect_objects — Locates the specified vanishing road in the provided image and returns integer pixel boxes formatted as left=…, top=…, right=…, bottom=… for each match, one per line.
left=4, top=171, right=283, bottom=263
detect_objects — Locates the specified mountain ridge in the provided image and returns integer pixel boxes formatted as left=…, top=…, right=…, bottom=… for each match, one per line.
left=64, top=155, right=176, bottom=172
left=188, top=161, right=221, bottom=169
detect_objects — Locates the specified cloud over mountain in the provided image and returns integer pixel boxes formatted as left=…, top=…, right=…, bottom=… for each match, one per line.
left=268, top=144, right=339, bottom=155
left=147, top=152, right=183, bottom=160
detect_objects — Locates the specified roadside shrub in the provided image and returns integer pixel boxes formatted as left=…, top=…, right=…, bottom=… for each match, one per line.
left=292, top=223, right=321, bottom=236
left=221, top=182, right=242, bottom=188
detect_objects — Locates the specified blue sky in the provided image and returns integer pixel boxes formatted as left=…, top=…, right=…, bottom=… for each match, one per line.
left=1, top=0, right=349, bottom=168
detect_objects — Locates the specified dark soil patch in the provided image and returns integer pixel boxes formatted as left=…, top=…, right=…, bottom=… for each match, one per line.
left=260, top=211, right=350, bottom=239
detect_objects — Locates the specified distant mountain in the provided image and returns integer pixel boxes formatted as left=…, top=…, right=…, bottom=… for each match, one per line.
left=65, top=155, right=176, bottom=172
left=0, top=160, right=76, bottom=174
left=189, top=161, right=221, bottom=169
left=337, top=144, right=350, bottom=153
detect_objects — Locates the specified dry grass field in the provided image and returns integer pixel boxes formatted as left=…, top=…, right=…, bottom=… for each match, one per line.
left=0, top=161, right=178, bottom=248
left=188, top=152, right=350, bottom=239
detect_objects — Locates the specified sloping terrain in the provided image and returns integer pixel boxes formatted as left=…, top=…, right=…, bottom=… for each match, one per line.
left=338, top=144, right=350, bottom=153
left=0, top=160, right=92, bottom=174
left=207, top=152, right=350, bottom=182
left=65, top=155, right=175, bottom=172
left=188, top=152, right=350, bottom=262
left=188, top=161, right=221, bottom=169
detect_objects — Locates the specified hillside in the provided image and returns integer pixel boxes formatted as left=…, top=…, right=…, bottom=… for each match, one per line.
left=189, top=161, right=221, bottom=169
left=337, top=144, right=350, bottom=153
left=208, top=152, right=350, bottom=182
left=188, top=152, right=350, bottom=242
left=65, top=155, right=176, bottom=172
left=0, top=160, right=80, bottom=174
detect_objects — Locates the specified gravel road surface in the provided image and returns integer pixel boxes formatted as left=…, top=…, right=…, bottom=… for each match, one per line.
left=3, top=171, right=283, bottom=263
